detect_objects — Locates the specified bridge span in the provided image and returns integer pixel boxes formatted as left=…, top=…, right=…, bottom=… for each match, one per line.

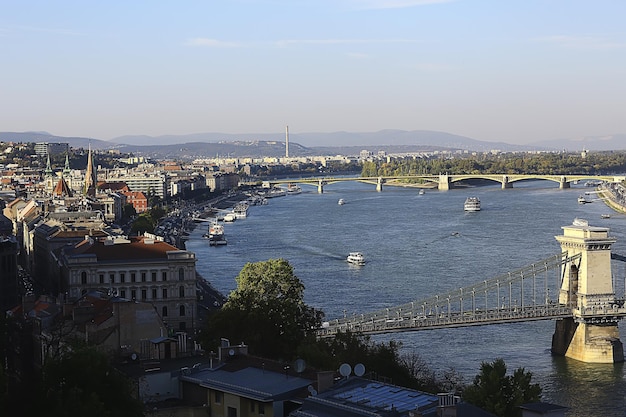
left=263, top=174, right=625, bottom=192
left=318, top=222, right=626, bottom=363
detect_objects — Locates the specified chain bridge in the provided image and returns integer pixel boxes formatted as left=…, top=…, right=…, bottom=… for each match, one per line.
left=318, top=222, right=626, bottom=363
left=263, top=174, right=626, bottom=192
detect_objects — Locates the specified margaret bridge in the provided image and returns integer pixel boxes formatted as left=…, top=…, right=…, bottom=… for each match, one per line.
left=263, top=173, right=626, bottom=192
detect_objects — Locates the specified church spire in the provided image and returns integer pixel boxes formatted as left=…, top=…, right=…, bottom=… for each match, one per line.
left=45, top=154, right=53, bottom=177
left=83, top=145, right=97, bottom=197
left=63, top=153, right=71, bottom=177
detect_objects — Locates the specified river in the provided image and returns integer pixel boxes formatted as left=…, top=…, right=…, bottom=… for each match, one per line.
left=185, top=179, right=626, bottom=417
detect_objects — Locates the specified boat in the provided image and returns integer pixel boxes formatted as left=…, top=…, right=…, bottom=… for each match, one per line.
left=601, top=214, right=611, bottom=219
left=418, top=189, right=425, bottom=195
left=578, top=195, right=591, bottom=204
left=338, top=198, right=345, bottom=205
left=223, top=212, right=237, bottom=222
left=347, top=252, right=365, bottom=265
left=463, top=197, right=481, bottom=212
left=573, top=218, right=589, bottom=226
left=206, top=221, right=227, bottom=246
left=265, top=187, right=287, bottom=198
left=233, top=202, right=249, bottom=219
left=286, top=183, right=302, bottom=195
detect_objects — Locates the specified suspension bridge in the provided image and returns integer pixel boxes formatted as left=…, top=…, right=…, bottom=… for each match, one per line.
left=318, top=221, right=626, bottom=363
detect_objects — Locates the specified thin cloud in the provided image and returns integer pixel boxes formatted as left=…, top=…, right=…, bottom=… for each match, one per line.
left=185, top=38, right=243, bottom=48
left=534, top=35, right=625, bottom=50
left=343, top=0, right=456, bottom=9
left=275, top=38, right=422, bottom=47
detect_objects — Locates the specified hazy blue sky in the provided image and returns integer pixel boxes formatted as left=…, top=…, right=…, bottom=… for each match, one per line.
left=2, top=0, right=625, bottom=145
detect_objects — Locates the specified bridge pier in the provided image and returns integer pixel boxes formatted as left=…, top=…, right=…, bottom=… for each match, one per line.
left=438, top=175, right=451, bottom=191
left=376, top=177, right=384, bottom=192
left=552, top=222, right=624, bottom=363
left=559, top=176, right=570, bottom=189
left=501, top=176, right=513, bottom=189
left=317, top=180, right=325, bottom=194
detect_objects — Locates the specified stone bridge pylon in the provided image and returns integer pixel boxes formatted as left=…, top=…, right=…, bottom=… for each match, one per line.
left=552, top=220, right=624, bottom=363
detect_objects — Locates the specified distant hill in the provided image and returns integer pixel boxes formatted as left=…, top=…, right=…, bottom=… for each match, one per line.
left=2, top=130, right=624, bottom=160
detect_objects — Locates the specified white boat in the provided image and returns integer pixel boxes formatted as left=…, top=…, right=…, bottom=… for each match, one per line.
left=573, top=218, right=589, bottom=226
left=464, top=197, right=481, bottom=212
left=207, top=221, right=227, bottom=246
left=286, top=183, right=302, bottom=195
left=223, top=212, right=237, bottom=222
left=233, top=202, right=249, bottom=219
left=418, top=189, right=425, bottom=195
left=265, top=187, right=287, bottom=198
left=338, top=198, right=345, bottom=205
left=347, top=252, right=365, bottom=265
left=578, top=195, right=591, bottom=204
left=601, top=214, right=611, bottom=219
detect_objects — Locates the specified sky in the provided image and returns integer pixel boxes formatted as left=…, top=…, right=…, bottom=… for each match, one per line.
left=2, top=0, right=626, bottom=146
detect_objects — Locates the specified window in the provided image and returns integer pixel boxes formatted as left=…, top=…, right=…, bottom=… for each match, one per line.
left=152, top=289, right=157, bottom=299
left=162, top=271, right=167, bottom=281
left=179, top=286, right=185, bottom=298
left=141, top=272, right=146, bottom=282
left=162, top=306, right=168, bottom=317
left=227, top=407, right=237, bottom=417
left=258, top=403, right=265, bottom=415
left=179, top=305, right=185, bottom=316
left=99, top=274, right=104, bottom=284
left=215, top=391, right=222, bottom=404
left=131, top=289, right=137, bottom=300
left=141, top=289, right=147, bottom=300
left=81, top=271, right=87, bottom=285
left=162, top=288, right=168, bottom=299
left=120, top=290, right=126, bottom=298
left=179, top=321, right=186, bottom=331
left=120, top=273, right=126, bottom=283
left=178, top=268, right=185, bottom=281
left=109, top=273, right=115, bottom=283
left=250, top=402, right=255, bottom=412
left=151, top=272, right=157, bottom=282
left=131, top=272, right=136, bottom=282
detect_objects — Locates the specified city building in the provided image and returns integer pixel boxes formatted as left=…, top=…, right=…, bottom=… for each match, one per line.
left=34, top=142, right=69, bottom=157
left=56, top=233, right=198, bottom=332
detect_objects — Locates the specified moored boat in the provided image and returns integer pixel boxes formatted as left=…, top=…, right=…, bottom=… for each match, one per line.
left=347, top=252, right=365, bottom=265
left=464, top=197, right=481, bottom=212
left=206, top=221, right=227, bottom=246
left=233, top=202, right=249, bottom=219
left=286, top=183, right=302, bottom=195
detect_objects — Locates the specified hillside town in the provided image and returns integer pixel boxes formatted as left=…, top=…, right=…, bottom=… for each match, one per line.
left=2, top=139, right=617, bottom=417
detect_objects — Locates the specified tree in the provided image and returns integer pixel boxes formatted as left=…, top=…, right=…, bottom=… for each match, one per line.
left=204, top=259, right=323, bottom=360
left=26, top=343, right=144, bottom=417
left=462, top=358, right=542, bottom=417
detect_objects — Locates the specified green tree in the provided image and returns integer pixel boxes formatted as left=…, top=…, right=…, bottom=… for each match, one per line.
left=204, top=259, right=323, bottom=360
left=463, top=358, right=542, bottom=417
left=27, top=343, right=144, bottom=417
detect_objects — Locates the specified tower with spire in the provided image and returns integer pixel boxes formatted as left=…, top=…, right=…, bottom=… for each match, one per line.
left=44, top=154, right=55, bottom=193
left=83, top=145, right=97, bottom=197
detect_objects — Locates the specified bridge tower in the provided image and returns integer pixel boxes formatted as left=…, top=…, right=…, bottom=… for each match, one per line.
left=501, top=175, right=513, bottom=189
left=559, top=176, right=570, bottom=189
left=376, top=177, right=384, bottom=192
left=438, top=174, right=451, bottom=191
left=552, top=221, right=624, bottom=363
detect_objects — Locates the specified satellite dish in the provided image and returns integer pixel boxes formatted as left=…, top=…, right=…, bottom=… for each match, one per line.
left=294, top=358, right=306, bottom=373
left=354, top=363, right=366, bottom=377
left=339, top=363, right=352, bottom=377
left=228, top=349, right=235, bottom=356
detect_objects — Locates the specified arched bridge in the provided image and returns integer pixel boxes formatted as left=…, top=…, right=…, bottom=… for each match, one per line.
left=263, top=174, right=625, bottom=192
left=318, top=251, right=626, bottom=337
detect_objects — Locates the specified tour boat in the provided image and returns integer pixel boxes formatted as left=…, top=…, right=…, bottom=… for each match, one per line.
left=286, top=183, right=302, bottom=195
left=347, top=252, right=365, bottom=265
left=463, top=197, right=481, bottom=212
left=206, top=221, right=227, bottom=246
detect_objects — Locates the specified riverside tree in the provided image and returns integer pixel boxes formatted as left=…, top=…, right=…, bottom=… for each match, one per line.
left=462, top=358, right=542, bottom=417
left=204, top=259, right=324, bottom=360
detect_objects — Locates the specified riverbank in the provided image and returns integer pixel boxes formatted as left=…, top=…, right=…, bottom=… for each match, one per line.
left=598, top=182, right=626, bottom=214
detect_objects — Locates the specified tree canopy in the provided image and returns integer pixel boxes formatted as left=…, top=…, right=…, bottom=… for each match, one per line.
left=462, top=358, right=542, bottom=417
left=203, top=259, right=324, bottom=360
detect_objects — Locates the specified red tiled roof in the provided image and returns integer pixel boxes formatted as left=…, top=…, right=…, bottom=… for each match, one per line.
left=72, top=236, right=180, bottom=261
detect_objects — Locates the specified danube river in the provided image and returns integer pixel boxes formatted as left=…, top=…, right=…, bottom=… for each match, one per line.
left=186, top=180, right=626, bottom=417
